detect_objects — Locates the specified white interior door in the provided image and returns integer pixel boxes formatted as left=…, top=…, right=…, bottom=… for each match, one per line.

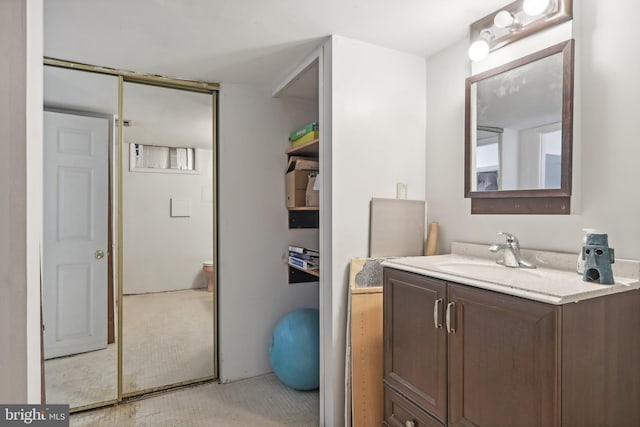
left=43, top=111, right=109, bottom=359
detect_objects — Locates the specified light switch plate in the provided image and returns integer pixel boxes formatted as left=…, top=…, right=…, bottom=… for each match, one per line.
left=396, top=182, right=407, bottom=200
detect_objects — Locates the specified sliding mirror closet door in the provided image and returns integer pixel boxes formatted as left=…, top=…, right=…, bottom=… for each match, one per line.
left=122, top=82, right=215, bottom=395
left=43, top=65, right=118, bottom=410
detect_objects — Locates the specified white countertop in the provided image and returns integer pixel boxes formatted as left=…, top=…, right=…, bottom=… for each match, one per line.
left=381, top=244, right=640, bottom=305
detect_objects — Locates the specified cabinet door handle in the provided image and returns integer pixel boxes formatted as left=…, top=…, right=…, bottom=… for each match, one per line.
left=446, top=302, right=456, bottom=334
left=433, top=298, right=443, bottom=329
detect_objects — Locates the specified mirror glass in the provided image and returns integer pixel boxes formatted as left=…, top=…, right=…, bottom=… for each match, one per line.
left=43, top=65, right=118, bottom=409
left=122, top=82, right=215, bottom=395
left=470, top=50, right=563, bottom=192
left=465, top=40, right=574, bottom=214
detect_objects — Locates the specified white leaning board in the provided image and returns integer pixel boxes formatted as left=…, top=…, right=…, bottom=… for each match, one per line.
left=369, top=198, right=426, bottom=258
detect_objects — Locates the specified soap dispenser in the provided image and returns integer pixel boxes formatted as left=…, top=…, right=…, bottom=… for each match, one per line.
left=577, top=228, right=597, bottom=275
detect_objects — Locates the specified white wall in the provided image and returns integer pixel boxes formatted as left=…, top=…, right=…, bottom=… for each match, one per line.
left=327, top=35, right=427, bottom=426
left=518, top=127, right=542, bottom=189
left=218, top=83, right=319, bottom=383
left=26, top=0, right=44, bottom=403
left=0, top=0, right=28, bottom=403
left=0, top=0, right=43, bottom=403
left=122, top=148, right=214, bottom=294
left=426, top=0, right=640, bottom=259
left=501, top=128, right=519, bottom=190
left=319, top=43, right=333, bottom=427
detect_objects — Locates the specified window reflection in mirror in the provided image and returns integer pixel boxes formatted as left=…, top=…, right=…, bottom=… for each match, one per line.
left=472, top=51, right=563, bottom=192
left=476, top=127, right=501, bottom=191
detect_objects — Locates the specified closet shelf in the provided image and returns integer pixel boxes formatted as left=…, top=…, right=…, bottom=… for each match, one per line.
left=288, top=206, right=319, bottom=211
left=288, top=263, right=320, bottom=278
left=286, top=138, right=319, bottom=157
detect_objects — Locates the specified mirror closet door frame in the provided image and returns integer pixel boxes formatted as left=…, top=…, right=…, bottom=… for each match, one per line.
left=43, top=57, right=220, bottom=410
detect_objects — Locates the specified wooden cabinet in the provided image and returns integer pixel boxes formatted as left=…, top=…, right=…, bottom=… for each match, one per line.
left=384, top=269, right=447, bottom=423
left=383, top=267, right=640, bottom=427
left=385, top=386, right=443, bottom=427
left=447, top=283, right=560, bottom=427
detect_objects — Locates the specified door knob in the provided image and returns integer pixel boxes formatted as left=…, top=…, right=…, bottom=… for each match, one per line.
left=95, top=250, right=105, bottom=260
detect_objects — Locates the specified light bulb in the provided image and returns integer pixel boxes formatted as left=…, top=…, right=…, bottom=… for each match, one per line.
left=468, top=39, right=490, bottom=62
left=523, top=0, right=551, bottom=16
left=494, top=10, right=514, bottom=28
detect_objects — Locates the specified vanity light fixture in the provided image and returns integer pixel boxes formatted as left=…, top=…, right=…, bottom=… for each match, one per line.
left=468, top=30, right=492, bottom=62
left=468, top=0, right=572, bottom=62
left=493, top=10, right=515, bottom=29
left=523, top=0, right=553, bottom=16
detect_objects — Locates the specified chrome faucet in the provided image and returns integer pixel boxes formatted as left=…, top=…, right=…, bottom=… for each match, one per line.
left=488, top=232, right=536, bottom=269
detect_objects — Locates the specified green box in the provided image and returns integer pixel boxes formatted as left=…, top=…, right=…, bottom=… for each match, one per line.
left=289, top=122, right=319, bottom=141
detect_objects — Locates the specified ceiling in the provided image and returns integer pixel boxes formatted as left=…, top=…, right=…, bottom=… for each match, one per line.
left=44, top=0, right=512, bottom=87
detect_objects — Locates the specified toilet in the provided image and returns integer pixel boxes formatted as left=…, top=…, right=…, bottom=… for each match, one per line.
left=202, top=261, right=214, bottom=292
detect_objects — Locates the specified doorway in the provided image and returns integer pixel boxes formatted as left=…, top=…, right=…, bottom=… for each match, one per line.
left=42, top=59, right=219, bottom=412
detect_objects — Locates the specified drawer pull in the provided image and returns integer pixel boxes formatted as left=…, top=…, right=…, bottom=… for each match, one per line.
left=433, top=298, right=443, bottom=329
left=405, top=420, right=415, bottom=427
left=446, top=302, right=456, bottom=334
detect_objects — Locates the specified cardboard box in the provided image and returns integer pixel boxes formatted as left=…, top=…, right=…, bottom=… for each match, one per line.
left=286, top=156, right=318, bottom=208
left=305, top=173, right=319, bottom=207
left=287, top=156, right=318, bottom=171
left=286, top=170, right=311, bottom=207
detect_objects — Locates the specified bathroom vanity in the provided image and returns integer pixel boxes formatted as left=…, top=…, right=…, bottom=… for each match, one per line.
left=381, top=243, right=640, bottom=427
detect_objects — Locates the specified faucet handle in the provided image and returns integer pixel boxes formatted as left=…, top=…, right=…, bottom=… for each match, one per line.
left=497, top=232, right=519, bottom=246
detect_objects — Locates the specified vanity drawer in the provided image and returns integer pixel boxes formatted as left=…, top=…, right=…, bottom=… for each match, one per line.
left=384, top=385, right=444, bottom=427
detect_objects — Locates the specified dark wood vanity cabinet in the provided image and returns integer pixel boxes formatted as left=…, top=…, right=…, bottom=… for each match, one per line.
left=383, top=270, right=447, bottom=424
left=447, top=283, right=560, bottom=427
left=383, top=267, right=640, bottom=427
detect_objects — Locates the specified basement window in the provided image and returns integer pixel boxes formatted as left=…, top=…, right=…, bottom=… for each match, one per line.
left=129, top=143, right=198, bottom=174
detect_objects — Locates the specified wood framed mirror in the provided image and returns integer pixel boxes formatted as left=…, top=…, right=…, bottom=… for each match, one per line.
left=465, top=39, right=574, bottom=214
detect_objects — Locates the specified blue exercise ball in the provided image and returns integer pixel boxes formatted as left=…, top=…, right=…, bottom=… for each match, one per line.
left=269, top=308, right=319, bottom=391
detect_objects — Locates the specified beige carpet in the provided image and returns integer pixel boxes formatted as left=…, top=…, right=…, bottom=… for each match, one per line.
left=70, top=374, right=320, bottom=427
left=45, top=342, right=118, bottom=408
left=45, top=289, right=214, bottom=409
left=123, top=289, right=214, bottom=394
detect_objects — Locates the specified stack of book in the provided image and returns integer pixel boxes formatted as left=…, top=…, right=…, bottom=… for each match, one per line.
left=288, top=245, right=320, bottom=271
left=289, top=122, right=319, bottom=148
